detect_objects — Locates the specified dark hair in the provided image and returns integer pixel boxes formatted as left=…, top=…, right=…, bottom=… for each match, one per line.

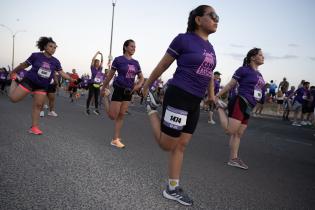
left=36, top=37, right=56, bottom=51
left=242, top=47, right=261, bottom=67
left=123, top=39, right=135, bottom=54
left=187, top=5, right=211, bottom=32
left=303, top=81, right=310, bottom=86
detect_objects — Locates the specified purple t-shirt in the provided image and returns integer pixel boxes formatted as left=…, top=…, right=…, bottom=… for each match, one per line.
left=167, top=32, right=216, bottom=98
left=294, top=87, right=305, bottom=104
left=82, top=76, right=89, bottom=87
left=311, top=89, right=315, bottom=107
left=90, top=66, right=103, bottom=84
left=228, top=83, right=239, bottom=100
left=232, top=66, right=265, bottom=107
left=94, top=71, right=105, bottom=84
left=25, top=52, right=62, bottom=89
left=112, top=55, right=141, bottom=89
left=285, top=90, right=294, bottom=99
left=0, top=71, right=8, bottom=81
left=17, top=69, right=28, bottom=80
left=214, top=79, right=221, bottom=95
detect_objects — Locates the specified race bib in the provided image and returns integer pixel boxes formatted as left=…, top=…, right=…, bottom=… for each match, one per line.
left=163, top=106, right=188, bottom=131
left=94, top=77, right=101, bottom=83
left=38, top=67, right=51, bottom=79
left=254, top=89, right=262, bottom=100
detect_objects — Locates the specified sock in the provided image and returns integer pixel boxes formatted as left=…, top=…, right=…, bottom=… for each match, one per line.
left=168, top=179, right=179, bottom=190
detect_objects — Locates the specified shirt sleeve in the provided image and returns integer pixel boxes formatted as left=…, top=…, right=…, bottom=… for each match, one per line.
left=26, top=53, right=36, bottom=65
left=111, top=58, right=118, bottom=71
left=166, top=34, right=184, bottom=59
left=136, top=61, right=142, bottom=74
left=55, top=59, right=62, bottom=71
left=232, top=67, right=244, bottom=82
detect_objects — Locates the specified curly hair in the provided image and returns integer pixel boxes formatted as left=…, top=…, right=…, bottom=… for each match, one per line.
left=36, top=37, right=56, bottom=51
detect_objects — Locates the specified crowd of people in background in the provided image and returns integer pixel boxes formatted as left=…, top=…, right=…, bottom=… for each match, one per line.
left=1, top=4, right=314, bottom=207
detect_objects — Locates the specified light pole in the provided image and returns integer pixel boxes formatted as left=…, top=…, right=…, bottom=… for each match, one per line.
left=0, top=24, right=26, bottom=70
left=108, top=0, right=117, bottom=69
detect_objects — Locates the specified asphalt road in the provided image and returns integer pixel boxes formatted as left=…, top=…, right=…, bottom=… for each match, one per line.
left=1, top=91, right=315, bottom=209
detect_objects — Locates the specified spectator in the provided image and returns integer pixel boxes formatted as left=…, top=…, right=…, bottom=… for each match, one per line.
left=279, top=77, right=289, bottom=93
left=269, top=80, right=277, bottom=98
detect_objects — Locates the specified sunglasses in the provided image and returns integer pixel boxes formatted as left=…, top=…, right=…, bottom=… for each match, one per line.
left=205, top=12, right=219, bottom=23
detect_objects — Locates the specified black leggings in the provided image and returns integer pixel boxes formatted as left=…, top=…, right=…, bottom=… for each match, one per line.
left=0, top=81, right=6, bottom=91
left=86, top=84, right=100, bottom=110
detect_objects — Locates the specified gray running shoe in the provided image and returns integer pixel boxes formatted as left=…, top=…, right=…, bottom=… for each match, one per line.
left=145, top=90, right=161, bottom=113
left=163, top=186, right=193, bottom=206
left=228, top=158, right=248, bottom=170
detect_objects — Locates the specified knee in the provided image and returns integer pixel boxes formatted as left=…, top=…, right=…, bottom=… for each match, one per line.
left=34, top=102, right=43, bottom=110
left=175, top=141, right=188, bottom=153
left=108, top=112, right=116, bottom=120
left=159, top=143, right=175, bottom=151
left=9, top=96, right=19, bottom=103
left=236, top=130, right=244, bottom=138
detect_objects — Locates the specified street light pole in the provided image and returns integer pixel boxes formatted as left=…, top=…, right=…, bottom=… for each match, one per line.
left=0, top=24, right=26, bottom=70
left=108, top=0, right=117, bottom=69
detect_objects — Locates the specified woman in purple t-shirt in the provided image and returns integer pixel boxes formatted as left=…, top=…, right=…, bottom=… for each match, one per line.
left=86, top=51, right=103, bottom=115
left=101, top=39, right=144, bottom=148
left=142, top=5, right=219, bottom=206
left=9, top=37, right=74, bottom=135
left=215, top=48, right=265, bottom=170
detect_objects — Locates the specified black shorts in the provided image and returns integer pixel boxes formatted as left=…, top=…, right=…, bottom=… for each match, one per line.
left=302, top=104, right=313, bottom=113
left=47, top=84, right=57, bottom=93
left=19, top=77, right=47, bottom=93
left=228, top=95, right=253, bottom=125
left=161, top=85, right=201, bottom=137
left=111, top=85, right=133, bottom=102
left=68, top=86, right=77, bottom=93
left=277, top=100, right=284, bottom=104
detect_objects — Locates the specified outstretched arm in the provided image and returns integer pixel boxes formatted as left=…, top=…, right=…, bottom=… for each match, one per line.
left=142, top=53, right=175, bottom=97
left=91, top=51, right=100, bottom=66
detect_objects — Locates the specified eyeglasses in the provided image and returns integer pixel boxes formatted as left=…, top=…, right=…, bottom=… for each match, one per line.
left=205, top=12, right=219, bottom=23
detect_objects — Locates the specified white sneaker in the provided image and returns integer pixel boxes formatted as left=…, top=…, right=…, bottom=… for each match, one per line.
left=208, top=120, right=216, bottom=124
left=292, top=122, right=301, bottom=126
left=306, top=121, right=313, bottom=125
left=43, top=104, right=49, bottom=109
left=300, top=121, right=307, bottom=126
left=48, top=111, right=58, bottom=117
left=39, top=111, right=45, bottom=117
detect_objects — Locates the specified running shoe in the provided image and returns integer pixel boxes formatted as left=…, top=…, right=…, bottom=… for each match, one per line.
left=110, top=138, right=125, bottom=149
left=228, top=157, right=248, bottom=170
left=145, top=90, right=161, bottom=113
left=208, top=120, right=216, bottom=124
left=48, top=111, right=58, bottom=117
left=292, top=121, right=301, bottom=127
left=43, top=104, right=49, bottom=109
left=85, top=109, right=90, bottom=115
left=28, top=126, right=43, bottom=135
left=300, top=121, right=308, bottom=126
left=148, top=90, right=161, bottom=108
left=93, top=110, right=100, bottom=115
left=40, top=111, right=45, bottom=117
left=163, top=185, right=193, bottom=206
left=215, top=99, right=227, bottom=109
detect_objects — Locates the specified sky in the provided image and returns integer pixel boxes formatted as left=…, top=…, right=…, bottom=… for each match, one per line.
left=1, top=0, right=314, bottom=87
